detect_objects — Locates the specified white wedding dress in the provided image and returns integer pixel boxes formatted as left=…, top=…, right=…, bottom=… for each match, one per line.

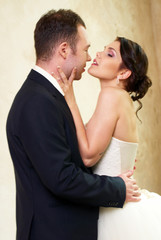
left=93, top=137, right=161, bottom=240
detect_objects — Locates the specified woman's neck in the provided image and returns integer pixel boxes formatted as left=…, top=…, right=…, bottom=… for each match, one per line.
left=99, top=78, right=125, bottom=90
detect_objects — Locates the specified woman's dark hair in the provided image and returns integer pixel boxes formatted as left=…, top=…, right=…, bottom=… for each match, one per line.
left=116, top=37, right=152, bottom=117
left=34, top=9, right=86, bottom=61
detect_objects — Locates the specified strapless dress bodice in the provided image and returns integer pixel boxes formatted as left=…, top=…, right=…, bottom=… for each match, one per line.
left=93, top=137, right=138, bottom=176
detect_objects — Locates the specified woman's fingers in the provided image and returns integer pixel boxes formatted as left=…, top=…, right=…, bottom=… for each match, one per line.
left=69, top=67, right=77, bottom=83
left=57, top=66, right=68, bottom=84
left=57, top=66, right=76, bottom=84
left=51, top=71, right=66, bottom=92
left=51, top=71, right=60, bottom=81
left=51, top=66, right=76, bottom=94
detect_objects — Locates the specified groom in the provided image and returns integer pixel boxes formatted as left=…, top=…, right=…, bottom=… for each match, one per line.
left=6, top=9, right=140, bottom=240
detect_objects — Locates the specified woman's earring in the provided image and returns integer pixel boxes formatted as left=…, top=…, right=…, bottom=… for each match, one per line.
left=116, top=76, right=120, bottom=85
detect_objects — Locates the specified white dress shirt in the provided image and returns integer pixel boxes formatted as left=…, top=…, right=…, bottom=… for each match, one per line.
left=33, top=65, right=64, bottom=96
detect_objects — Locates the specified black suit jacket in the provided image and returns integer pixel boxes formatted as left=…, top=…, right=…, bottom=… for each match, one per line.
left=6, top=70, right=126, bottom=240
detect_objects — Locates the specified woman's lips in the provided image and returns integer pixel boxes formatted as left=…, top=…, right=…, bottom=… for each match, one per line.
left=92, top=59, right=98, bottom=66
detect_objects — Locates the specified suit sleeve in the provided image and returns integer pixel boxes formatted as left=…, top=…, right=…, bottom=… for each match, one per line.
left=20, top=94, right=126, bottom=208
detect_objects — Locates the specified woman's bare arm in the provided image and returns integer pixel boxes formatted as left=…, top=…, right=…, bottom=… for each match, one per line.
left=56, top=67, right=120, bottom=167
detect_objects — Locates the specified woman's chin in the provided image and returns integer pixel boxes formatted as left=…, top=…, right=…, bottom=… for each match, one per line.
left=88, top=67, right=94, bottom=75
left=88, top=67, right=97, bottom=78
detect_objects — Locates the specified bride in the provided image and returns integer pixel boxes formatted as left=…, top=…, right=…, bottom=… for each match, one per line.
left=55, top=37, right=161, bottom=239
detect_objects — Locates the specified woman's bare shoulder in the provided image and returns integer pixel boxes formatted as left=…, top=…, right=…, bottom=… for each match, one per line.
left=99, top=87, right=127, bottom=103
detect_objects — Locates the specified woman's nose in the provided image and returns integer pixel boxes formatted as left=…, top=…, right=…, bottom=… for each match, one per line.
left=96, top=52, right=101, bottom=58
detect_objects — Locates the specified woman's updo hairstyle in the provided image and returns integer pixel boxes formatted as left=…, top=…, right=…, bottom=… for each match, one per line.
left=116, top=37, right=152, bottom=115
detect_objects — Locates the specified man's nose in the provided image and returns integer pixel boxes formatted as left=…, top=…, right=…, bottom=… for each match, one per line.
left=87, top=53, right=92, bottom=62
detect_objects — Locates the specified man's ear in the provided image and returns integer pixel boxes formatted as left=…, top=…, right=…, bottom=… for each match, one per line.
left=118, top=69, right=132, bottom=80
left=58, top=42, right=69, bottom=59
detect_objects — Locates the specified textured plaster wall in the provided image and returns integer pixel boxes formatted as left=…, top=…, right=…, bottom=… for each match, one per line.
left=0, top=0, right=161, bottom=239
left=135, top=0, right=161, bottom=195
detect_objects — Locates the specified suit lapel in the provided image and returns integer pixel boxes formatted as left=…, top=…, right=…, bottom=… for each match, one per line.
left=27, top=69, right=76, bottom=129
left=27, top=69, right=91, bottom=172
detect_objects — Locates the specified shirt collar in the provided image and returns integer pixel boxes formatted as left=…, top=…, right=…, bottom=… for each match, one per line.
left=33, top=65, right=64, bottom=96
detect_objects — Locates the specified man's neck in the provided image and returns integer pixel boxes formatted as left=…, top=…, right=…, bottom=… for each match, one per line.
left=36, top=60, right=55, bottom=75
left=33, top=64, right=64, bottom=96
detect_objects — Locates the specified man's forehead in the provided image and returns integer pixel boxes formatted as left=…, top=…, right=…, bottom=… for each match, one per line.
left=77, top=25, right=90, bottom=45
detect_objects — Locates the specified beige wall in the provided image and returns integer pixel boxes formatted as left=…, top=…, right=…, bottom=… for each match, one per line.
left=1, top=0, right=161, bottom=238
left=135, top=0, right=161, bottom=195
